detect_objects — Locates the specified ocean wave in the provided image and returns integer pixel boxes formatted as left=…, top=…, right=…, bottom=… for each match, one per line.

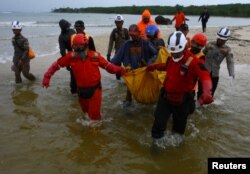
left=0, top=46, right=59, bottom=64
left=0, top=21, right=113, bottom=28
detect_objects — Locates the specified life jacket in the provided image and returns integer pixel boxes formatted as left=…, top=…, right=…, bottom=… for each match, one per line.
left=163, top=49, right=202, bottom=93
left=57, top=50, right=102, bottom=88
left=174, top=12, right=185, bottom=28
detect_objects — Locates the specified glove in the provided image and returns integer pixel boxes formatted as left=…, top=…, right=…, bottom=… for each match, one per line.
left=124, top=66, right=132, bottom=72
left=198, top=80, right=213, bottom=105
left=42, top=76, right=50, bottom=88
left=120, top=67, right=128, bottom=76
left=42, top=61, right=60, bottom=88
left=107, top=54, right=111, bottom=62
left=146, top=64, right=158, bottom=71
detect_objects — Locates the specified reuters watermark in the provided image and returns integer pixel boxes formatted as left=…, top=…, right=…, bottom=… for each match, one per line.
left=208, top=158, right=249, bottom=174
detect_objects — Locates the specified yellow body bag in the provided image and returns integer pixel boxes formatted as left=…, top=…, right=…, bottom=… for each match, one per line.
left=154, top=47, right=170, bottom=83
left=123, top=67, right=162, bottom=104
left=122, top=47, right=170, bottom=104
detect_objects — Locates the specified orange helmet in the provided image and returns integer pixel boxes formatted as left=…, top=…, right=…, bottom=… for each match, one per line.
left=73, top=34, right=89, bottom=48
left=191, top=33, right=207, bottom=48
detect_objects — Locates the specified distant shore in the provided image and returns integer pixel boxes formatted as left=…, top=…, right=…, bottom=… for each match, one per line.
left=52, top=4, right=250, bottom=18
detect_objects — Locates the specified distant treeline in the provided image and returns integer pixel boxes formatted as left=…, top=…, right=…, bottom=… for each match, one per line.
left=52, top=4, right=250, bottom=17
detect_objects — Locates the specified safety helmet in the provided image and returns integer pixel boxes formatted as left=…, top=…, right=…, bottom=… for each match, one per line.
left=73, top=34, right=89, bottom=47
left=11, top=21, right=22, bottom=30
left=217, top=27, right=230, bottom=40
left=115, top=15, right=124, bottom=22
left=146, top=24, right=159, bottom=36
left=191, top=33, right=207, bottom=48
left=167, top=31, right=187, bottom=53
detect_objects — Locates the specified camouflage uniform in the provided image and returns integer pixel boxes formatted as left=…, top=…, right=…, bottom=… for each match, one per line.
left=12, top=34, right=35, bottom=83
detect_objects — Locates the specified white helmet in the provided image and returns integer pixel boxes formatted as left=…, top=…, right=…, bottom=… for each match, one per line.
left=115, top=15, right=124, bottom=22
left=12, top=21, right=22, bottom=30
left=167, top=31, right=187, bottom=53
left=217, top=27, right=230, bottom=40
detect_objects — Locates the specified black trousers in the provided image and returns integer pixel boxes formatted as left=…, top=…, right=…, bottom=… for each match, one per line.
left=202, top=21, right=207, bottom=32
left=151, top=88, right=192, bottom=139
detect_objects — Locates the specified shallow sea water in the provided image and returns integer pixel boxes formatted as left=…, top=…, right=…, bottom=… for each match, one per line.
left=0, top=64, right=249, bottom=174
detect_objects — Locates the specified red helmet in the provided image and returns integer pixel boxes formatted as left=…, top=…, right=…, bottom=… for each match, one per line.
left=191, top=33, right=207, bottom=47
left=73, top=34, right=89, bottom=47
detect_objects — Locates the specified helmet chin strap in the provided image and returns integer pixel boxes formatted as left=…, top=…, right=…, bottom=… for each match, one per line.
left=172, top=55, right=184, bottom=62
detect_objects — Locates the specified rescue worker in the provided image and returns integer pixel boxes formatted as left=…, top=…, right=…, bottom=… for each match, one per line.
left=107, top=15, right=129, bottom=80
left=203, top=27, right=235, bottom=96
left=66, top=20, right=96, bottom=95
left=111, top=24, right=157, bottom=107
left=189, top=33, right=208, bottom=112
left=145, top=24, right=165, bottom=50
left=42, top=34, right=126, bottom=120
left=171, top=6, right=189, bottom=31
left=11, top=20, right=36, bottom=84
left=146, top=31, right=213, bottom=140
left=137, top=9, right=158, bottom=39
left=58, top=19, right=76, bottom=94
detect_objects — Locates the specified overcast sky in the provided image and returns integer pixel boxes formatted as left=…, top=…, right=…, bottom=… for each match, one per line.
left=1, top=0, right=249, bottom=12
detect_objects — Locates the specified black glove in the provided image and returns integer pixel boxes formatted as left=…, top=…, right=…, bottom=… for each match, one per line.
left=107, top=54, right=111, bottom=62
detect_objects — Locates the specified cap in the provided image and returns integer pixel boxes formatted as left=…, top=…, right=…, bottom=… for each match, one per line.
left=115, top=15, right=124, bottom=22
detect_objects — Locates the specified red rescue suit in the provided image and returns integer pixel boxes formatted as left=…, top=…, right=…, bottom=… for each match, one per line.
left=163, top=49, right=210, bottom=94
left=147, top=49, right=212, bottom=138
left=46, top=50, right=122, bottom=120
